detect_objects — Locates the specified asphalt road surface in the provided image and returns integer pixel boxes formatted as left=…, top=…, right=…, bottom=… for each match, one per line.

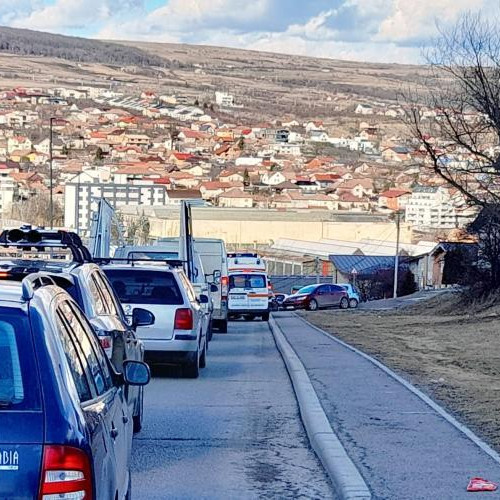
left=131, top=320, right=335, bottom=499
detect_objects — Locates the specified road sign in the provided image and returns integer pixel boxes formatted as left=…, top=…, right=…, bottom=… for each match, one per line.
left=351, top=267, right=358, bottom=275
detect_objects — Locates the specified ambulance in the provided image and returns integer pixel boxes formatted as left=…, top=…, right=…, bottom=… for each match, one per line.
left=227, top=253, right=270, bottom=321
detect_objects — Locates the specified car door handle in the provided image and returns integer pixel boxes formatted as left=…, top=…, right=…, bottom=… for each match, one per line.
left=110, top=426, right=119, bottom=440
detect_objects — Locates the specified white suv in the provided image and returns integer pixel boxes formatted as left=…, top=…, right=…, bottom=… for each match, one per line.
left=103, top=264, right=209, bottom=378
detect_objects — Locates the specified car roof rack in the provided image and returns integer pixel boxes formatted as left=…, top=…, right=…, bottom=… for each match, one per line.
left=95, top=257, right=186, bottom=268
left=0, top=226, right=93, bottom=264
left=21, top=272, right=56, bottom=301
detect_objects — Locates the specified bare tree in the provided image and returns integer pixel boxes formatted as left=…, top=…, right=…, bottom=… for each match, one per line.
left=404, top=11, right=500, bottom=288
left=10, top=192, right=63, bottom=228
left=405, top=12, right=500, bottom=207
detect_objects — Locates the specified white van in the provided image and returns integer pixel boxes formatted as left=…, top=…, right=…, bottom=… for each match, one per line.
left=194, top=238, right=229, bottom=333
left=227, top=253, right=270, bottom=321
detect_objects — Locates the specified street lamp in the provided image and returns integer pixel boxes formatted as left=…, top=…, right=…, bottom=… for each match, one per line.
left=49, top=117, right=55, bottom=229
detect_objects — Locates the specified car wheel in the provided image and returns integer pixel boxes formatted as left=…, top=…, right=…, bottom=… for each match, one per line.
left=349, top=298, right=359, bottom=308
left=207, top=320, right=213, bottom=342
left=262, top=312, right=270, bottom=321
left=125, top=470, right=132, bottom=500
left=218, top=319, right=228, bottom=333
left=132, top=386, right=144, bottom=433
left=199, top=340, right=207, bottom=369
left=308, top=299, right=319, bottom=311
left=340, top=297, right=349, bottom=309
left=185, top=350, right=200, bottom=378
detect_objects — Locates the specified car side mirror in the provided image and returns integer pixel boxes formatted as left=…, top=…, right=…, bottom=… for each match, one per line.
left=123, top=360, right=150, bottom=386
left=199, top=294, right=209, bottom=304
left=132, top=308, right=155, bottom=328
left=213, top=270, right=221, bottom=283
left=210, top=284, right=218, bottom=293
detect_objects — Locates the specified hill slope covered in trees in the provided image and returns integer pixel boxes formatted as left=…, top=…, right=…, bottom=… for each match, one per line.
left=0, top=26, right=166, bottom=67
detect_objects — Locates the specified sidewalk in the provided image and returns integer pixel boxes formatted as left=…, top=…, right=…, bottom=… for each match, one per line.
left=273, top=312, right=500, bottom=500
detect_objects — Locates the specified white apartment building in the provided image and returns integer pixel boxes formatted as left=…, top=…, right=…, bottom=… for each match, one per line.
left=64, top=182, right=171, bottom=235
left=405, top=186, right=472, bottom=229
left=0, top=177, right=16, bottom=216
left=215, top=92, right=235, bottom=107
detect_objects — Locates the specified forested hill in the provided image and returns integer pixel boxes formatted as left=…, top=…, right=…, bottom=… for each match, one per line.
left=0, top=26, right=166, bottom=67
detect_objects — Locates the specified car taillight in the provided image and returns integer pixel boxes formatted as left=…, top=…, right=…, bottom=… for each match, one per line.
left=174, top=308, right=193, bottom=330
left=221, top=276, right=229, bottom=299
left=98, top=336, right=112, bottom=350
left=39, top=445, right=92, bottom=500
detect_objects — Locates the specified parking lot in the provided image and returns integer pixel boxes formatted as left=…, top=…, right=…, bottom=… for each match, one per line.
left=131, top=319, right=335, bottom=499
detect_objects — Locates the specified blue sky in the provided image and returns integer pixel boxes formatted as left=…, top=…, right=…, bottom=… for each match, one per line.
left=1, top=0, right=496, bottom=64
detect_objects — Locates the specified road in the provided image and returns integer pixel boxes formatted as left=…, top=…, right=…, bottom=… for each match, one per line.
left=131, top=319, right=335, bottom=499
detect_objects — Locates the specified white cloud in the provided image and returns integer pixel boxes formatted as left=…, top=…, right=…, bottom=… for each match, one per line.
left=374, top=0, right=493, bottom=42
left=10, top=0, right=144, bottom=32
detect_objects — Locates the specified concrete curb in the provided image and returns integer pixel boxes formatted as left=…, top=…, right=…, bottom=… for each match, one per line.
left=295, top=313, right=500, bottom=467
left=269, top=316, right=371, bottom=500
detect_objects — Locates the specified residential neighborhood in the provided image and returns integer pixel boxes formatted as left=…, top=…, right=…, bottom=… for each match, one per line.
left=0, top=85, right=478, bottom=239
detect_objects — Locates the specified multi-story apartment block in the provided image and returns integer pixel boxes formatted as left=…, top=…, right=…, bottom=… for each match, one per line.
left=405, top=186, right=472, bottom=229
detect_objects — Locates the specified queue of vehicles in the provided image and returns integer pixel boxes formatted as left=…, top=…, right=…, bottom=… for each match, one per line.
left=0, top=219, right=358, bottom=498
left=0, top=225, right=232, bottom=499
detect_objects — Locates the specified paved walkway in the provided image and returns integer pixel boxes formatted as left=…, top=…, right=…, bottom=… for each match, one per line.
left=273, top=312, right=500, bottom=500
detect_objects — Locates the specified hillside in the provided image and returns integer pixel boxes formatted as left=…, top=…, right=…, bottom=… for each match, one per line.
left=0, top=25, right=431, bottom=120
left=0, top=26, right=165, bottom=67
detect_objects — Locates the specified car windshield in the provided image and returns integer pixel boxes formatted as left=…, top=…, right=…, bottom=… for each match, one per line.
left=128, top=251, right=179, bottom=261
left=297, top=285, right=318, bottom=294
left=0, top=308, right=41, bottom=410
left=229, top=274, right=266, bottom=289
left=104, top=269, right=184, bottom=305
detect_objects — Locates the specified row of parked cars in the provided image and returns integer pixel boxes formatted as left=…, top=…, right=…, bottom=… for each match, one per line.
left=0, top=227, right=226, bottom=499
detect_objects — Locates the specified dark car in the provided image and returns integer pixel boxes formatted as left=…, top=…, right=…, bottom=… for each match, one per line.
left=0, top=227, right=148, bottom=432
left=283, top=284, right=349, bottom=311
left=0, top=273, right=151, bottom=499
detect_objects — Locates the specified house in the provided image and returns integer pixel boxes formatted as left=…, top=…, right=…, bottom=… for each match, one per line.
left=219, top=171, right=245, bottom=183
left=215, top=92, right=235, bottom=107
left=355, top=104, right=373, bottom=115
left=218, top=189, right=253, bottom=208
left=337, top=178, right=374, bottom=198
left=309, top=130, right=329, bottom=142
left=382, top=146, right=412, bottom=163
left=200, top=181, right=243, bottom=200
left=7, top=136, right=32, bottom=153
left=337, top=193, right=371, bottom=211
left=378, top=189, right=412, bottom=211
left=305, top=121, right=324, bottom=132
left=261, top=171, right=287, bottom=186
left=272, top=143, right=301, bottom=156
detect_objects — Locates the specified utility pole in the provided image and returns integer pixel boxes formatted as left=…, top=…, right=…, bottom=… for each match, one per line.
left=49, top=117, right=54, bottom=229
left=393, top=211, right=402, bottom=299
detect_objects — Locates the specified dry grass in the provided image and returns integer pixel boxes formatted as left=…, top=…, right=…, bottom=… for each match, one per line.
left=299, top=295, right=500, bottom=451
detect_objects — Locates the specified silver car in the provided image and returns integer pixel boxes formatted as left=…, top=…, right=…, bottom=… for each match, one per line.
left=103, top=264, right=209, bottom=378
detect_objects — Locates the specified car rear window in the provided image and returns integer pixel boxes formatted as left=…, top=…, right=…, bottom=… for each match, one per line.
left=0, top=308, right=41, bottom=411
left=104, top=269, right=184, bottom=305
left=229, top=274, right=266, bottom=289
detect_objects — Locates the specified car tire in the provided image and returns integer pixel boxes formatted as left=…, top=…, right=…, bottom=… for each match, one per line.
left=308, top=299, right=319, bottom=311
left=262, top=312, right=270, bottom=321
left=218, top=319, right=228, bottom=334
left=125, top=471, right=132, bottom=500
left=349, top=298, right=359, bottom=308
left=185, top=351, right=200, bottom=378
left=132, top=386, right=143, bottom=433
left=340, top=297, right=349, bottom=309
left=207, top=320, right=213, bottom=342
left=199, top=341, right=207, bottom=369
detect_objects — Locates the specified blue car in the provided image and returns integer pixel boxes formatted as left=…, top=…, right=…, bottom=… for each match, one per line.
left=0, top=273, right=152, bottom=499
